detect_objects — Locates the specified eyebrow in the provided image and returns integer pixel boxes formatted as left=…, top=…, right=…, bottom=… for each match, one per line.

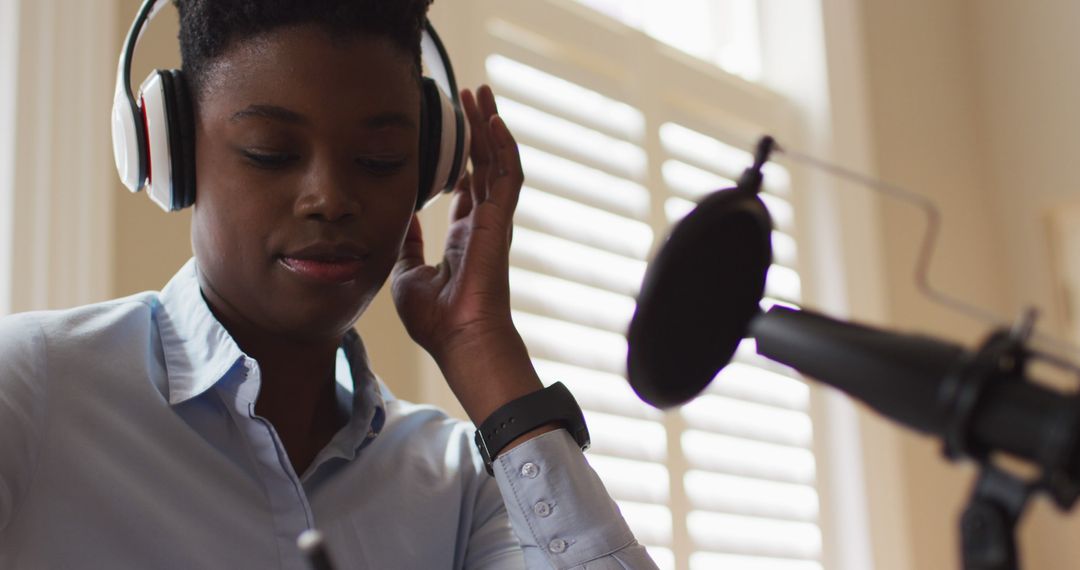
left=230, top=104, right=417, bottom=130
left=231, top=104, right=305, bottom=124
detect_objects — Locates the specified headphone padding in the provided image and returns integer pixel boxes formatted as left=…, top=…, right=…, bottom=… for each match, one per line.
left=168, top=70, right=197, bottom=209
left=157, top=71, right=185, bottom=211
left=446, top=87, right=467, bottom=192
left=417, top=77, right=443, bottom=210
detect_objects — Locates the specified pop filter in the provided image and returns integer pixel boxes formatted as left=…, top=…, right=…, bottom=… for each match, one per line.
left=626, top=137, right=775, bottom=408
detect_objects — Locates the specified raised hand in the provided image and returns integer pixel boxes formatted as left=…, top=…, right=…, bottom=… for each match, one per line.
left=391, top=85, right=545, bottom=426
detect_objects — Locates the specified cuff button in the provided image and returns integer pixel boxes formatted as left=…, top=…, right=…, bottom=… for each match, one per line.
left=520, top=462, right=540, bottom=479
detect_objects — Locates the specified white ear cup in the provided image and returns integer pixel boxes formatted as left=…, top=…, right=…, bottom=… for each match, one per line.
left=111, top=84, right=143, bottom=193
left=138, top=72, right=175, bottom=212
left=431, top=88, right=459, bottom=195
left=415, top=22, right=467, bottom=210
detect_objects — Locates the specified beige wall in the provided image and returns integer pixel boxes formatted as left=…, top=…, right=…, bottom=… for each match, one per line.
left=972, top=1, right=1080, bottom=567
left=860, top=0, right=1080, bottom=567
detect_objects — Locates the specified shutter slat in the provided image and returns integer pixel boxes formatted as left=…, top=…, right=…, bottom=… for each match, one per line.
left=486, top=54, right=645, bottom=143
left=510, top=267, right=636, bottom=335
left=687, top=511, right=821, bottom=560
left=513, top=310, right=627, bottom=375
left=585, top=410, right=667, bottom=463
left=682, top=430, right=817, bottom=486
left=681, top=395, right=813, bottom=448
left=510, top=227, right=646, bottom=297
left=498, top=96, right=647, bottom=181
left=684, top=470, right=819, bottom=522
left=519, top=145, right=651, bottom=220
left=516, top=187, right=653, bottom=259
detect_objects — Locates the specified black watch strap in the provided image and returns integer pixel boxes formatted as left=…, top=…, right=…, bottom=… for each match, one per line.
left=474, top=382, right=590, bottom=476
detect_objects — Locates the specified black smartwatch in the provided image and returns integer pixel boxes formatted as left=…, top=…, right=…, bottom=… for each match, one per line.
left=473, top=382, right=591, bottom=476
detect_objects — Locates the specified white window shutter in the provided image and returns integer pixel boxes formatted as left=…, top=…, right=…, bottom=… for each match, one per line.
left=463, top=1, right=825, bottom=568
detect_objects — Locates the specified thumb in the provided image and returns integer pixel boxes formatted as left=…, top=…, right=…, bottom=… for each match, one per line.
left=393, top=214, right=426, bottom=275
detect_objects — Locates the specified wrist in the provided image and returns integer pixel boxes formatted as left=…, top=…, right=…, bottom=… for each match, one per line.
left=500, top=423, right=561, bottom=455
left=430, top=325, right=544, bottom=425
left=473, top=382, right=591, bottom=476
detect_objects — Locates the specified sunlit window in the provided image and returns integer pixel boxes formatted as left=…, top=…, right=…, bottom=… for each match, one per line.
left=468, top=0, right=828, bottom=567
left=573, top=0, right=762, bottom=80
left=488, top=34, right=819, bottom=564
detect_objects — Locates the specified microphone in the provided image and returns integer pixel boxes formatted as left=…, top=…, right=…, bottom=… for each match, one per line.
left=297, top=530, right=337, bottom=570
left=750, top=306, right=1080, bottom=487
left=625, top=135, right=1080, bottom=569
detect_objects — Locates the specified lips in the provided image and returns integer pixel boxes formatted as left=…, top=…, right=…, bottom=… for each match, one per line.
left=279, top=243, right=369, bottom=284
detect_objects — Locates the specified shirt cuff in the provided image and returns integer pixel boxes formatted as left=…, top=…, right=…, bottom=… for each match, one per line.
left=492, top=428, right=636, bottom=568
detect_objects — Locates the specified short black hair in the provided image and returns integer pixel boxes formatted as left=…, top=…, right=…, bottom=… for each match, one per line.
left=173, top=0, right=434, bottom=98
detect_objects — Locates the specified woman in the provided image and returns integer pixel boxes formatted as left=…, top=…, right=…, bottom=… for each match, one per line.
left=0, top=0, right=655, bottom=568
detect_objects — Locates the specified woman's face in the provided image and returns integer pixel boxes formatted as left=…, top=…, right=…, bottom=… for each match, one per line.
left=190, top=25, right=421, bottom=342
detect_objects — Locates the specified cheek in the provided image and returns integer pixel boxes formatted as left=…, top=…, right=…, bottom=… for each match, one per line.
left=190, top=144, right=283, bottom=276
left=381, top=190, right=420, bottom=258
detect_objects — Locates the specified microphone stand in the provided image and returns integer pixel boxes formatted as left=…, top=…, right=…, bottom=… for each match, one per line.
left=961, top=464, right=1031, bottom=570
left=945, top=311, right=1080, bottom=570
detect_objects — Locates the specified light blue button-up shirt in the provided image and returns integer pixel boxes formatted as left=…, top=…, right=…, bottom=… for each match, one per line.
left=0, top=259, right=656, bottom=569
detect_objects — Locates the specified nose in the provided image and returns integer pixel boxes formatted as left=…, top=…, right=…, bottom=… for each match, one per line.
left=294, top=156, right=361, bottom=222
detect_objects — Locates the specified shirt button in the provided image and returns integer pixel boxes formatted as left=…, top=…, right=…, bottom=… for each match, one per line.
left=533, top=501, right=552, bottom=517
left=548, top=538, right=567, bottom=554
left=521, top=462, right=540, bottom=479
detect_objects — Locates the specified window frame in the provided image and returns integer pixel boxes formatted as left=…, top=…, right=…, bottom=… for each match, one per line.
left=0, top=0, right=18, bottom=316
left=3, top=0, right=117, bottom=314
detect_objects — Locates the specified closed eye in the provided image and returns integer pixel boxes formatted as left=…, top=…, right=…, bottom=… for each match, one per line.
left=242, top=150, right=298, bottom=169
left=356, top=157, right=408, bottom=176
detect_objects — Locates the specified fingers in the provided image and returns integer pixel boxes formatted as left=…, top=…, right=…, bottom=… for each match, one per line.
left=476, top=85, right=500, bottom=129
left=393, top=214, right=426, bottom=275
left=448, top=173, right=474, bottom=224
left=460, top=88, right=492, bottom=206
left=487, top=114, right=524, bottom=212
left=461, top=85, right=524, bottom=207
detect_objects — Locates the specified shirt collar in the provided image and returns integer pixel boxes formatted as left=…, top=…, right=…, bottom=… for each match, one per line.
left=155, top=257, right=393, bottom=441
left=330, top=330, right=391, bottom=461
left=157, top=258, right=247, bottom=405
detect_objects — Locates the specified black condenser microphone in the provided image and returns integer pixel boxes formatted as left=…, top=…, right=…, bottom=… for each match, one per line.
left=749, top=306, right=1080, bottom=483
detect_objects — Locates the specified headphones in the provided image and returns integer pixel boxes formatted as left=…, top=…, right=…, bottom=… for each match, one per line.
left=111, top=0, right=470, bottom=212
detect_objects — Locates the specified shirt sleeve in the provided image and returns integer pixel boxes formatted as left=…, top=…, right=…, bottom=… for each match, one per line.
left=490, top=429, right=659, bottom=570
left=0, top=313, right=48, bottom=532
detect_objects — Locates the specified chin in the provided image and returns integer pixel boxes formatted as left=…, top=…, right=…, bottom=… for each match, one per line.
left=269, top=306, right=364, bottom=344
left=261, top=264, right=382, bottom=338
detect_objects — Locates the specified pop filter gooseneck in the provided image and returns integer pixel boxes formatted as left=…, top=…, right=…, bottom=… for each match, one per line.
left=626, top=137, right=776, bottom=408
